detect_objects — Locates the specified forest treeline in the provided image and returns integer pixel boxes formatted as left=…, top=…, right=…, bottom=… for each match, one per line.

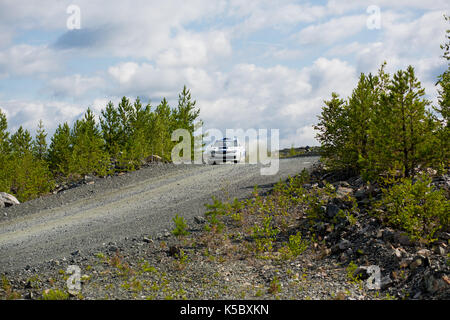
left=314, top=58, right=449, bottom=181
left=313, top=16, right=449, bottom=242
left=0, top=86, right=200, bottom=202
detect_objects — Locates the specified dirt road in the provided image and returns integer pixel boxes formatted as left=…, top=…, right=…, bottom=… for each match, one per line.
left=0, top=157, right=319, bottom=272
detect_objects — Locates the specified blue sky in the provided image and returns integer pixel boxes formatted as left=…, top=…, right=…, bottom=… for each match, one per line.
left=0, top=0, right=448, bottom=148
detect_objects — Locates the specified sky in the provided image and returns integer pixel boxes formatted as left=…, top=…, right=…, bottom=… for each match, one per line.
left=0, top=0, right=449, bottom=149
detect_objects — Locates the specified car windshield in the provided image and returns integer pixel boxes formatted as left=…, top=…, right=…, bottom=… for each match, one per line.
left=213, top=140, right=237, bottom=147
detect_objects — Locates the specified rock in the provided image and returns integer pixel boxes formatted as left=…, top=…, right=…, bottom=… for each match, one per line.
left=145, top=155, right=163, bottom=163
left=0, top=192, right=20, bottom=208
left=434, top=246, right=446, bottom=256
left=168, top=245, right=180, bottom=257
left=409, top=258, right=423, bottom=270
left=194, top=216, right=206, bottom=224
left=416, top=249, right=431, bottom=258
left=326, top=203, right=340, bottom=218
left=354, top=188, right=366, bottom=200
left=335, top=186, right=353, bottom=199
left=380, top=275, right=393, bottom=290
left=353, top=177, right=364, bottom=187
left=143, top=236, right=152, bottom=243
left=395, top=232, right=413, bottom=246
left=424, top=272, right=448, bottom=294
left=338, top=239, right=351, bottom=250
left=339, top=252, right=348, bottom=262
left=392, top=248, right=403, bottom=259
left=108, top=245, right=118, bottom=252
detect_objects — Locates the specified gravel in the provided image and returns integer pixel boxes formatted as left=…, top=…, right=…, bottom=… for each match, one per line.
left=0, top=157, right=319, bottom=273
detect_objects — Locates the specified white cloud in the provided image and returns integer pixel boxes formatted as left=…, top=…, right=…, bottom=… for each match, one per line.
left=0, top=44, right=60, bottom=77
left=0, top=100, right=86, bottom=135
left=297, top=14, right=367, bottom=45
left=108, top=62, right=139, bottom=84
left=155, top=30, right=232, bottom=67
left=47, top=74, right=105, bottom=97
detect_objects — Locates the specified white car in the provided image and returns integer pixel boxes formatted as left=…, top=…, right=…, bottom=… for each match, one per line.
left=204, top=138, right=246, bottom=164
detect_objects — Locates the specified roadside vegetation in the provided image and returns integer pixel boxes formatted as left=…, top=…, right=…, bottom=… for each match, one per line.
left=0, top=86, right=200, bottom=202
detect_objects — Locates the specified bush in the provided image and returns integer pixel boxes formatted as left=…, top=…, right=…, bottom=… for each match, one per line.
left=172, top=214, right=189, bottom=237
left=375, top=174, right=449, bottom=243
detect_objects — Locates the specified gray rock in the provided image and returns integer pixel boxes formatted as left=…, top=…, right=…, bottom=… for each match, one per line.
left=338, top=239, right=351, bottom=250
left=380, top=275, right=393, bottom=290
left=424, top=272, right=448, bottom=294
left=0, top=192, right=20, bottom=208
left=354, top=188, right=366, bottom=200
left=335, top=186, right=353, bottom=199
left=194, top=216, right=206, bottom=224
left=326, top=203, right=340, bottom=218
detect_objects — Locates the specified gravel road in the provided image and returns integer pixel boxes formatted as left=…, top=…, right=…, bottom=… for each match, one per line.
left=0, top=157, right=319, bottom=273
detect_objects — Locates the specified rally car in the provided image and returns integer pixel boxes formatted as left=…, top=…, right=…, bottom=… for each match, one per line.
left=204, top=138, right=245, bottom=164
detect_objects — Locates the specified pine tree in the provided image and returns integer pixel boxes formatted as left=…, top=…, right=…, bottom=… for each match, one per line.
left=173, top=86, right=201, bottom=159
left=70, top=108, right=109, bottom=177
left=151, top=98, right=173, bottom=161
left=48, top=122, right=72, bottom=176
left=100, top=101, right=121, bottom=158
left=33, top=120, right=48, bottom=160
left=117, top=96, right=134, bottom=149
left=372, top=66, right=432, bottom=178
left=432, top=14, right=450, bottom=169
left=9, top=125, right=53, bottom=201
left=314, top=93, right=350, bottom=170
left=0, top=109, right=11, bottom=192
left=347, top=73, right=379, bottom=172
left=10, top=126, right=32, bottom=157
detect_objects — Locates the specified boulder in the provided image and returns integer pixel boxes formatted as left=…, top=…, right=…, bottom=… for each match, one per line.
left=145, top=155, right=163, bottom=163
left=326, top=203, right=340, bottom=218
left=335, top=186, right=353, bottom=199
left=0, top=192, right=20, bottom=208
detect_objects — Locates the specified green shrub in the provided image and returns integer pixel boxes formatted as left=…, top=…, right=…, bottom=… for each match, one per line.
left=286, top=232, right=309, bottom=257
left=251, top=216, right=279, bottom=253
left=204, top=196, right=227, bottom=233
left=171, top=214, right=189, bottom=237
left=41, top=288, right=69, bottom=300
left=375, top=174, right=449, bottom=243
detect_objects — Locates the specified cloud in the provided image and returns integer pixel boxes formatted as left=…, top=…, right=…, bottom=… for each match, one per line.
left=0, top=100, right=86, bottom=135
left=296, top=14, right=367, bottom=45
left=46, top=74, right=106, bottom=98
left=0, top=1, right=448, bottom=149
left=0, top=44, right=60, bottom=77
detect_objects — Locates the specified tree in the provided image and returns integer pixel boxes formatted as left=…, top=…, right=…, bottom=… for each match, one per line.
left=346, top=73, right=379, bottom=172
left=150, top=98, right=173, bottom=161
left=173, top=86, right=201, bottom=159
left=433, top=14, right=450, bottom=169
left=69, top=108, right=109, bottom=177
left=0, top=109, right=11, bottom=192
left=100, top=101, right=121, bottom=158
left=48, top=122, right=72, bottom=176
left=33, top=120, right=48, bottom=160
left=362, top=65, right=434, bottom=178
left=314, top=93, right=350, bottom=170
left=8, top=125, right=53, bottom=201
left=9, top=126, right=32, bottom=157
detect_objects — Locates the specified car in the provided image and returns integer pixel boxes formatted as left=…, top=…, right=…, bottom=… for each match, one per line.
left=204, top=138, right=246, bottom=165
